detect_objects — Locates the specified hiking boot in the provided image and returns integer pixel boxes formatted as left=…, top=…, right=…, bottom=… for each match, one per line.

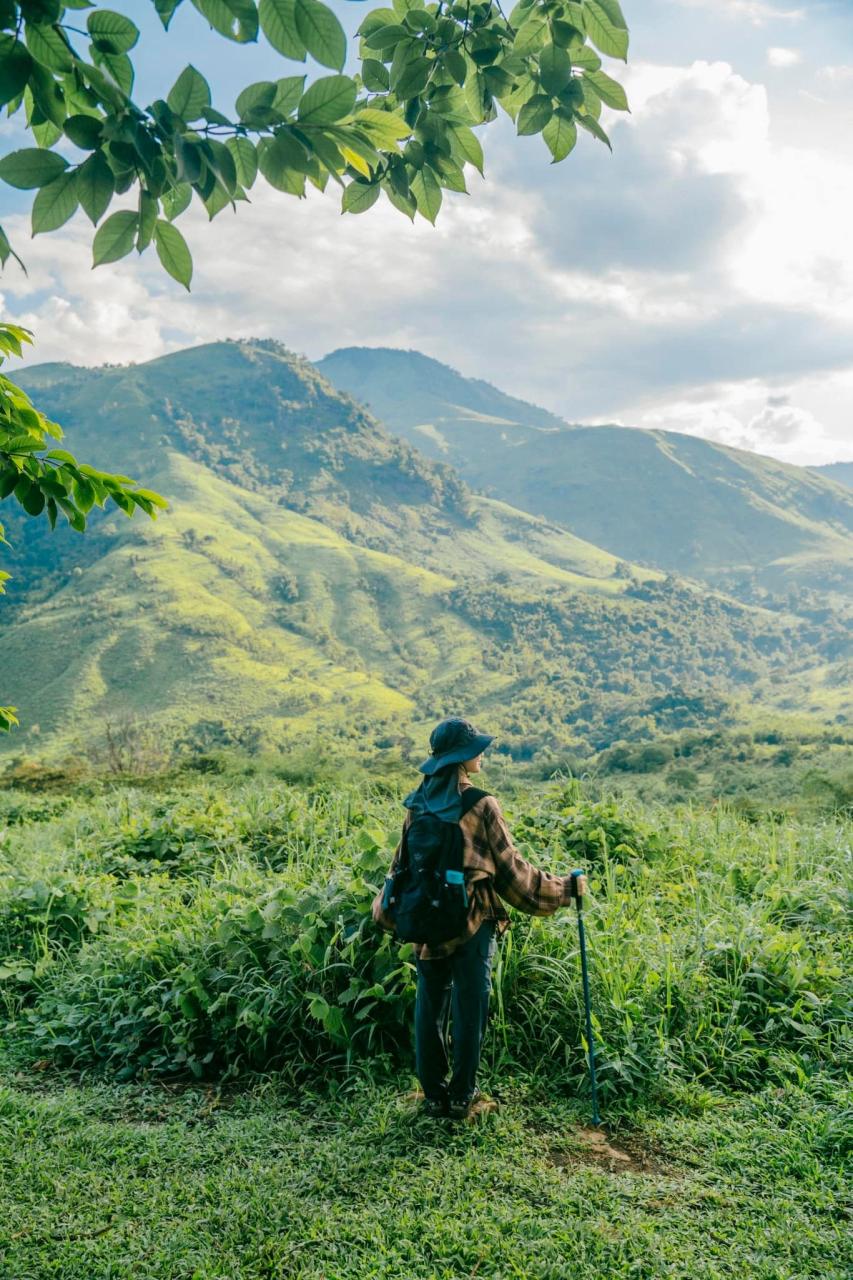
left=448, top=1089, right=481, bottom=1121
left=420, top=1093, right=449, bottom=1118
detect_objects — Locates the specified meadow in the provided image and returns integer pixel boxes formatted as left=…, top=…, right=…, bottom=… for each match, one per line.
left=0, top=766, right=850, bottom=1278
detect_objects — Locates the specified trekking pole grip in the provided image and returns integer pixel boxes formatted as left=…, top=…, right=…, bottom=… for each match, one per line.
left=569, top=869, right=588, bottom=910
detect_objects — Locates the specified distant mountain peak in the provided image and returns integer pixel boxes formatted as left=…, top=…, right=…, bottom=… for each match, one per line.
left=319, top=345, right=570, bottom=434
left=320, top=345, right=853, bottom=593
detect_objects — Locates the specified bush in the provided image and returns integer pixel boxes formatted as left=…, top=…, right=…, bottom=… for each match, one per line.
left=2, top=777, right=849, bottom=1103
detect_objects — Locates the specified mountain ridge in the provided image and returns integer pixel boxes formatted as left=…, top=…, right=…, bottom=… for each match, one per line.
left=318, top=346, right=853, bottom=596
left=2, top=339, right=849, bottom=763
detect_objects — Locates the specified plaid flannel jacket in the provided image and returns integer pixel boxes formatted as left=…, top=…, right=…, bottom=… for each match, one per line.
left=372, top=771, right=573, bottom=959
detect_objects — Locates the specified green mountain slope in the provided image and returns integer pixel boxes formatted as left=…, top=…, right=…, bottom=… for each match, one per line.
left=318, top=348, right=853, bottom=594
left=814, top=462, right=853, bottom=489
left=2, top=341, right=849, bottom=763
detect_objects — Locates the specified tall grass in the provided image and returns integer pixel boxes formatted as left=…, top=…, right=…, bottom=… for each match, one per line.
left=0, top=776, right=849, bottom=1101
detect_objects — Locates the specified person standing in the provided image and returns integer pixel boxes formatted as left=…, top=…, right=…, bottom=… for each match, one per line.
left=373, top=717, right=575, bottom=1120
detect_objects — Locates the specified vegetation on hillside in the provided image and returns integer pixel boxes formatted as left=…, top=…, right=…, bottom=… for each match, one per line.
left=3, top=340, right=848, bottom=761
left=319, top=345, right=853, bottom=592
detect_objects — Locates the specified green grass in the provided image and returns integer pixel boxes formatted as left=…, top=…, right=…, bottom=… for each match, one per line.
left=0, top=771, right=850, bottom=1278
left=0, top=1070, right=849, bottom=1279
left=1, top=776, right=849, bottom=1089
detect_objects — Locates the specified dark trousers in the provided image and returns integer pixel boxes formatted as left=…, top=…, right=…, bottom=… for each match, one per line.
left=414, top=920, right=497, bottom=1105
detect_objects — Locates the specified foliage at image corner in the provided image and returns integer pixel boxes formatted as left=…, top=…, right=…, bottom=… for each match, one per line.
left=0, top=320, right=168, bottom=731
left=0, top=0, right=631, bottom=290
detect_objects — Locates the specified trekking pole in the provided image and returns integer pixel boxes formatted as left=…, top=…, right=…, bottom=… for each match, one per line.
left=569, top=869, right=601, bottom=1127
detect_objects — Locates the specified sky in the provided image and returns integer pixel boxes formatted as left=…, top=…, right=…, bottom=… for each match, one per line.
left=1, top=0, right=852, bottom=466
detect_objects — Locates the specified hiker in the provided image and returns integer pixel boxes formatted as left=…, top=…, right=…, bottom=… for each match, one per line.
left=372, top=717, right=576, bottom=1121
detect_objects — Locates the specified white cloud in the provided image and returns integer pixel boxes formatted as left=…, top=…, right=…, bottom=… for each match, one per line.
left=767, top=46, right=802, bottom=66
left=819, top=64, right=853, bottom=83
left=673, top=0, right=805, bottom=24
left=2, top=51, right=852, bottom=468
left=632, top=376, right=851, bottom=466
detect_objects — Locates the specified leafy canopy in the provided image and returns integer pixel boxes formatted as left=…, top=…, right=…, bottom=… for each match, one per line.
left=0, top=0, right=630, bottom=290
left=0, top=321, right=168, bottom=731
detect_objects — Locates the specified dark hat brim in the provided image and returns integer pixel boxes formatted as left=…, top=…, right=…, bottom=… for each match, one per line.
left=418, top=733, right=494, bottom=775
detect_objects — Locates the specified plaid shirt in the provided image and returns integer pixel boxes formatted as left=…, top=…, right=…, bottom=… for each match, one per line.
left=372, top=772, right=573, bottom=959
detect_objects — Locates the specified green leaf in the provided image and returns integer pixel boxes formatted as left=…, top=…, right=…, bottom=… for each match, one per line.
left=308, top=995, right=329, bottom=1021
left=76, top=150, right=114, bottom=224
left=137, top=190, right=159, bottom=250
left=167, top=65, right=212, bottom=120
left=517, top=94, right=551, bottom=136
left=0, top=706, right=19, bottom=733
left=0, top=36, right=33, bottom=108
left=0, top=148, right=68, bottom=190
left=274, top=75, right=305, bottom=114
left=87, top=10, right=140, bottom=55
left=297, top=75, right=356, bottom=124
left=155, top=0, right=184, bottom=28
left=257, top=133, right=308, bottom=193
left=92, top=209, right=138, bottom=265
left=31, top=171, right=78, bottom=234
left=464, top=70, right=486, bottom=125
left=381, top=179, right=414, bottom=221
left=235, top=80, right=276, bottom=120
left=507, top=0, right=535, bottom=23
left=226, top=137, right=258, bottom=188
left=584, top=67, right=629, bottom=111
left=513, top=14, right=549, bottom=56
left=24, top=21, right=74, bottom=73
left=394, top=56, right=430, bottom=99
left=259, top=0, right=307, bottom=59
left=583, top=0, right=629, bottom=61
left=353, top=108, right=410, bottom=148
left=22, top=480, right=46, bottom=516
left=162, top=181, right=193, bottom=220
left=538, top=44, right=572, bottom=97
left=363, top=22, right=408, bottom=51
left=63, top=114, right=104, bottom=151
left=294, top=0, right=346, bottom=71
left=154, top=219, right=193, bottom=289
left=94, top=49, right=135, bottom=96
left=342, top=180, right=379, bottom=214
left=73, top=475, right=96, bottom=514
left=431, top=152, right=466, bottom=193
left=576, top=110, right=612, bottom=150
left=362, top=58, right=390, bottom=92
left=570, top=44, right=602, bottom=71
left=542, top=108, right=577, bottom=162
left=448, top=124, right=484, bottom=176
left=409, top=165, right=441, bottom=224
left=0, top=225, right=25, bottom=273
left=483, top=66, right=516, bottom=99
left=191, top=0, right=259, bottom=42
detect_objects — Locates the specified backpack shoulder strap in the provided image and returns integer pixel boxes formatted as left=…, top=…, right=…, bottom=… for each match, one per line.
left=459, top=787, right=490, bottom=818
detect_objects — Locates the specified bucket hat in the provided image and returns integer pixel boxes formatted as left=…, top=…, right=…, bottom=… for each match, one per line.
left=419, top=717, right=494, bottom=775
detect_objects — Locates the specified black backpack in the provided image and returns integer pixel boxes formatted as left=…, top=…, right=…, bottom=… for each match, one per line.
left=382, top=788, right=490, bottom=947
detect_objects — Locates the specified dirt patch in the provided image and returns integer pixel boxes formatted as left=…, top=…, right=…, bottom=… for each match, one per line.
left=547, top=1127, right=676, bottom=1177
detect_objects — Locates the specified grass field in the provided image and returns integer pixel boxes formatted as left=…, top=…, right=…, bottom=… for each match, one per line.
left=0, top=770, right=850, bottom=1278
left=1, top=1070, right=849, bottom=1280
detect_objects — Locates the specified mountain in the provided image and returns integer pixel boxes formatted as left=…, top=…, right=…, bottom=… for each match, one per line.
left=814, top=462, right=853, bottom=489
left=1, top=340, right=849, bottom=764
left=318, top=348, right=853, bottom=596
